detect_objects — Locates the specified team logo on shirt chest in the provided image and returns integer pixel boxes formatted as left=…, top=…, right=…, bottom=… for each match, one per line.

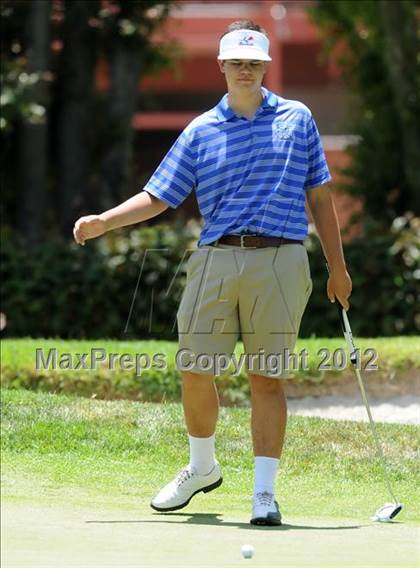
left=273, top=123, right=294, bottom=141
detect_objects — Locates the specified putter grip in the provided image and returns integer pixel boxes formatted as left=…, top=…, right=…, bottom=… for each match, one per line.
left=335, top=300, right=346, bottom=333
left=325, top=262, right=346, bottom=324
left=325, top=264, right=357, bottom=364
left=325, top=262, right=347, bottom=331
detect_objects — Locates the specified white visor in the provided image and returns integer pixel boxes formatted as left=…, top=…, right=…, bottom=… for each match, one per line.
left=218, top=29, right=271, bottom=62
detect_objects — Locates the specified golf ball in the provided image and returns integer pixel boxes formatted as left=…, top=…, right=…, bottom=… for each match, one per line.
left=241, top=544, right=254, bottom=559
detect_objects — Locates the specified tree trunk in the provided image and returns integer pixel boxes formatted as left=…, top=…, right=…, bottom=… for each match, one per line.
left=380, top=0, right=420, bottom=214
left=100, top=40, right=144, bottom=209
left=56, top=0, right=97, bottom=236
left=18, top=0, right=51, bottom=243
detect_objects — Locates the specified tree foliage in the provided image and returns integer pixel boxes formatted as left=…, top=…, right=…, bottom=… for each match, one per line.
left=1, top=0, right=178, bottom=240
left=309, top=0, right=420, bottom=228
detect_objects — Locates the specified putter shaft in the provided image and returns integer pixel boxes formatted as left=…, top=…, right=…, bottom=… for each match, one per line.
left=338, top=304, right=399, bottom=505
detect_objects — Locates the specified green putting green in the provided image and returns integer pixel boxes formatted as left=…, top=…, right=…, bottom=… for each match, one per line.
left=2, top=498, right=419, bottom=568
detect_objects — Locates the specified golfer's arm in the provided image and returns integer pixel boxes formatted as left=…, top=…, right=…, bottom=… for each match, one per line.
left=306, top=186, right=347, bottom=272
left=99, top=191, right=169, bottom=232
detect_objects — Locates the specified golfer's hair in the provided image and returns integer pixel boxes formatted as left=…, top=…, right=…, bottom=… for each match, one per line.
left=221, top=20, right=268, bottom=39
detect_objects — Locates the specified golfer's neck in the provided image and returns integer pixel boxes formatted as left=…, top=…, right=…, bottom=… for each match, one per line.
left=228, top=87, right=263, bottom=117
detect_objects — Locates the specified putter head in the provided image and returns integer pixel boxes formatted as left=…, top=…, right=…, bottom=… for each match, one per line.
left=371, top=502, right=403, bottom=522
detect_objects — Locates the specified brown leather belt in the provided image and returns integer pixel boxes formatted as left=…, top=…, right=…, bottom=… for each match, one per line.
left=210, top=235, right=303, bottom=249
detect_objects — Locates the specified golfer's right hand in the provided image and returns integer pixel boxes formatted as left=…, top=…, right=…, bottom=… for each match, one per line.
left=73, top=215, right=106, bottom=246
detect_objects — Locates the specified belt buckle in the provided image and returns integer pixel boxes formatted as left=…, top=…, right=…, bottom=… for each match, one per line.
left=240, top=235, right=257, bottom=249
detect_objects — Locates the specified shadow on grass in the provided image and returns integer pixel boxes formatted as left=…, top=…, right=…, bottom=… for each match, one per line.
left=86, top=512, right=364, bottom=531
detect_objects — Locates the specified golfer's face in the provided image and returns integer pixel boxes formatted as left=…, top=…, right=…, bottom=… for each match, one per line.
left=219, top=59, right=267, bottom=90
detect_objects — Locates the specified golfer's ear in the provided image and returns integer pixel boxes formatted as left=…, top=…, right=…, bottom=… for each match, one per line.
left=218, top=60, right=225, bottom=73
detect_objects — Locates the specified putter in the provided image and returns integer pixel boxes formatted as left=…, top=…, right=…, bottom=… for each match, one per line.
left=334, top=300, right=403, bottom=522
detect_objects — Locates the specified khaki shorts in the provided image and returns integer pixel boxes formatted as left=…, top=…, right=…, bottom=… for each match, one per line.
left=176, top=243, right=313, bottom=378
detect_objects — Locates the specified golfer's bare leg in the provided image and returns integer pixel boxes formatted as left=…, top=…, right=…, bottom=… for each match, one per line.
left=181, top=371, right=219, bottom=437
left=150, top=371, right=220, bottom=510
left=249, top=373, right=287, bottom=458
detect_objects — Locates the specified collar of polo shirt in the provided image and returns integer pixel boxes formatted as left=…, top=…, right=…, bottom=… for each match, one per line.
left=215, top=87, right=278, bottom=122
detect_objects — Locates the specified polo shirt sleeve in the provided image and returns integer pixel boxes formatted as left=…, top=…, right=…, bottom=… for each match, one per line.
left=304, top=116, right=332, bottom=190
left=143, top=129, right=196, bottom=208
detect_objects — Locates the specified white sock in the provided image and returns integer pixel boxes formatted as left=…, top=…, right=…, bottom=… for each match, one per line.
left=253, top=456, right=280, bottom=495
left=188, top=434, right=216, bottom=475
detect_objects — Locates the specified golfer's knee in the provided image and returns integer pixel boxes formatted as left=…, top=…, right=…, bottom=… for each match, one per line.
left=181, top=371, right=214, bottom=389
left=249, top=373, right=284, bottom=394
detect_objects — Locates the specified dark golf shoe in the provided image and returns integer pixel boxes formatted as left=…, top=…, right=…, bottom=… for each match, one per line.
left=250, top=491, right=282, bottom=526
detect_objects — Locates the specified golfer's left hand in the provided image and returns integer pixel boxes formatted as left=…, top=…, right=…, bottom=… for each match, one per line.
left=327, top=267, right=352, bottom=310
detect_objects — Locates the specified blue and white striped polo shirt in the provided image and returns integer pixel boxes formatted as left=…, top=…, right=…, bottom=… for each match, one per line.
left=144, top=87, right=331, bottom=246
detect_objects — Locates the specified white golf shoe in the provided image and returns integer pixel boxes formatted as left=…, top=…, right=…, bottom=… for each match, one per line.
left=150, top=462, right=223, bottom=512
left=250, top=491, right=282, bottom=526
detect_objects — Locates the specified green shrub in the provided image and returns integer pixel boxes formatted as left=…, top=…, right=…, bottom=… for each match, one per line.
left=1, top=217, right=418, bottom=338
left=302, top=214, right=419, bottom=337
left=1, top=221, right=198, bottom=339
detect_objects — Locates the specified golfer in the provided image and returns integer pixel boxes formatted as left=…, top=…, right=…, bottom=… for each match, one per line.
left=73, top=20, right=352, bottom=525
